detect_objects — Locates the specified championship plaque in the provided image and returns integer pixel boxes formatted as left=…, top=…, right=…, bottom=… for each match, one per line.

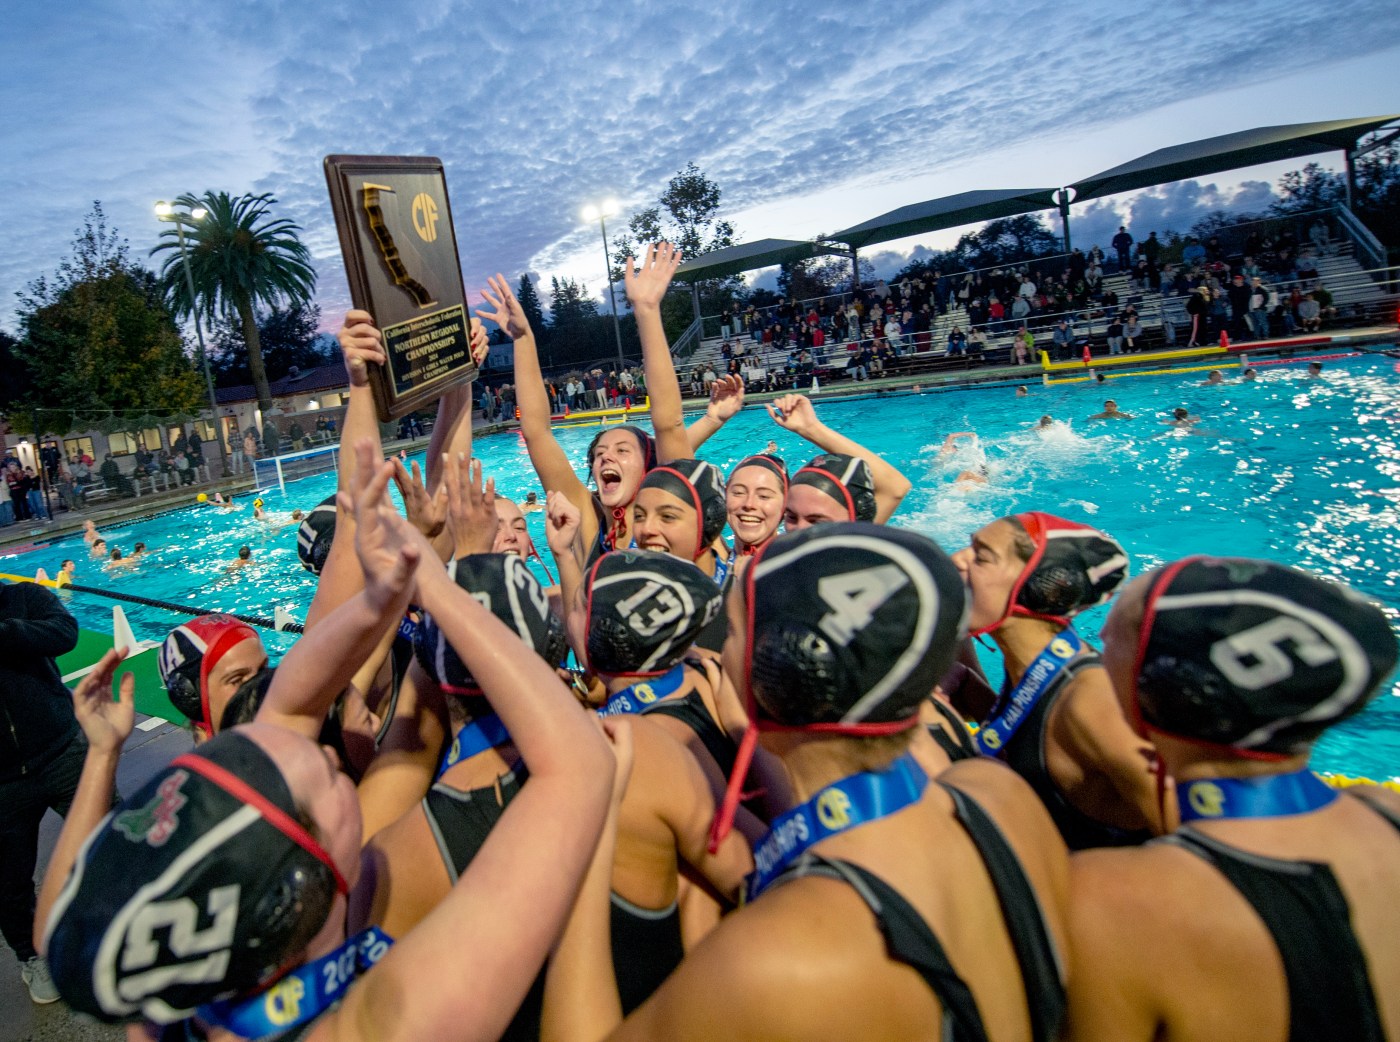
left=324, top=155, right=478, bottom=421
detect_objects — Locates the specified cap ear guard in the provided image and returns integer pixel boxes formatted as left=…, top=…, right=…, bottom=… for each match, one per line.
left=749, top=622, right=849, bottom=725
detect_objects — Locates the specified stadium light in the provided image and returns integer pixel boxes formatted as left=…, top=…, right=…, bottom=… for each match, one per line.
left=582, top=198, right=626, bottom=366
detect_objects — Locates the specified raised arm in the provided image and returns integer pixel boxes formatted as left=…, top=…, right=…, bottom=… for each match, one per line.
left=423, top=317, right=490, bottom=495
left=768, top=393, right=912, bottom=523
left=686, top=375, right=745, bottom=456
left=625, top=244, right=690, bottom=463
left=259, top=440, right=420, bottom=743
left=324, top=528, right=614, bottom=1042
left=35, top=649, right=133, bottom=952
left=479, top=276, right=594, bottom=522
left=304, top=312, right=389, bottom=632
left=544, top=491, right=588, bottom=664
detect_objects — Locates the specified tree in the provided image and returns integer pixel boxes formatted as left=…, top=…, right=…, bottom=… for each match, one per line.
left=608, top=164, right=741, bottom=340
left=1271, top=162, right=1345, bottom=216
left=153, top=191, right=316, bottom=420
left=207, top=303, right=332, bottom=385
left=517, top=274, right=546, bottom=333
left=950, top=214, right=1062, bottom=269
left=549, top=277, right=599, bottom=327
left=12, top=203, right=203, bottom=435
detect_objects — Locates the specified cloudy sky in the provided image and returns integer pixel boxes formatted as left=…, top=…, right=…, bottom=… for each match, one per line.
left=3, top=0, right=1399, bottom=331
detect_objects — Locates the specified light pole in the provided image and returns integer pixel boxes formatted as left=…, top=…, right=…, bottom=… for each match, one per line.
left=582, top=199, right=626, bottom=366
left=155, top=200, right=229, bottom=480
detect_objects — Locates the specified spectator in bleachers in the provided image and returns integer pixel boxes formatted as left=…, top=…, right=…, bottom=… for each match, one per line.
left=1106, top=314, right=1125, bottom=356
left=1182, top=236, right=1206, bottom=267
left=1052, top=316, right=1076, bottom=361
left=1298, top=292, right=1323, bottom=331
left=1112, top=225, right=1134, bottom=272
left=1013, top=326, right=1034, bottom=365
left=1248, top=277, right=1271, bottom=339
left=946, top=325, right=968, bottom=356
left=1309, top=216, right=1332, bottom=255
left=1124, top=314, right=1143, bottom=352
left=1227, top=273, right=1252, bottom=340
left=1142, top=231, right=1161, bottom=290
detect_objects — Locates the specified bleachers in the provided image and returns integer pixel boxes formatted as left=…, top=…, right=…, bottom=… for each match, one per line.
left=678, top=238, right=1396, bottom=392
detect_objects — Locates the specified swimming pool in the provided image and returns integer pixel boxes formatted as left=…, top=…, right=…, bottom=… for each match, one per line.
left=7, top=353, right=1398, bottom=779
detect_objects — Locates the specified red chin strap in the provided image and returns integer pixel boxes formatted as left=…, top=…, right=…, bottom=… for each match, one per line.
left=197, top=627, right=260, bottom=736
left=967, top=512, right=1075, bottom=638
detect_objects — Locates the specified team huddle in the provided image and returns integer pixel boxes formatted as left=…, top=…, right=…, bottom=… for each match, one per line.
left=30, top=244, right=1400, bottom=1042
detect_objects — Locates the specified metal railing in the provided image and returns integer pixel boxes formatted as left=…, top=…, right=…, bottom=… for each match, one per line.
left=1335, top=203, right=1388, bottom=272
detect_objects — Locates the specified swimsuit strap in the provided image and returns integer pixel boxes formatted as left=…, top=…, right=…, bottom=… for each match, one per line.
left=771, top=853, right=990, bottom=1042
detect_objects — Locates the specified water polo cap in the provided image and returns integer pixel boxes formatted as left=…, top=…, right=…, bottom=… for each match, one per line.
left=638, top=458, right=728, bottom=559
left=972, top=511, right=1129, bottom=637
left=790, top=453, right=877, bottom=522
left=413, top=553, right=554, bottom=696
left=43, top=729, right=346, bottom=1024
left=1132, top=556, right=1397, bottom=758
left=158, top=615, right=261, bottom=735
left=710, top=523, right=966, bottom=847
left=296, top=494, right=338, bottom=575
left=583, top=549, right=722, bottom=676
left=728, top=453, right=788, bottom=492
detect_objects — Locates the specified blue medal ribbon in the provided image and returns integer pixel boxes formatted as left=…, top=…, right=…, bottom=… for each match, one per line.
left=396, top=613, right=419, bottom=644
left=597, top=663, right=687, bottom=718
left=199, top=926, right=392, bottom=1038
left=745, top=752, right=928, bottom=902
left=976, top=628, right=1084, bottom=757
left=710, top=544, right=731, bottom=589
left=1177, top=768, right=1339, bottom=823
left=438, top=714, right=512, bottom=776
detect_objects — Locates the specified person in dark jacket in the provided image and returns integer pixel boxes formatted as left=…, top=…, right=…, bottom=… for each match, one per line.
left=0, top=580, right=89, bottom=1003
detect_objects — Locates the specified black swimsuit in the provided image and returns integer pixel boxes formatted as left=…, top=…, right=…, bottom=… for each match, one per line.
left=423, top=768, right=544, bottom=1042
left=641, top=680, right=738, bottom=778
left=609, top=892, right=685, bottom=1014
left=994, top=654, right=1150, bottom=851
left=1156, top=796, right=1400, bottom=1042
left=767, top=781, right=1065, bottom=1042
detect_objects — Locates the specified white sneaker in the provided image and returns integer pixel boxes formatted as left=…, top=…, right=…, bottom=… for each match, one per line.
left=21, top=956, right=59, bottom=1004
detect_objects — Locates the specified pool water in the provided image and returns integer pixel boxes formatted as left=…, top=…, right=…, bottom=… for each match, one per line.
left=7, top=354, right=1398, bottom=780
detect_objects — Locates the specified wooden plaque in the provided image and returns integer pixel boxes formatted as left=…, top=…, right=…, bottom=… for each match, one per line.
left=324, top=155, right=478, bottom=421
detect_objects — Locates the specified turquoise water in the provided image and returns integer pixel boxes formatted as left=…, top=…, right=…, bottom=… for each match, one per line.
left=6, top=354, right=1398, bottom=780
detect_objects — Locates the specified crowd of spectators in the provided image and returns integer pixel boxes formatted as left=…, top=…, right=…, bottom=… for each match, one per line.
left=698, top=213, right=1345, bottom=374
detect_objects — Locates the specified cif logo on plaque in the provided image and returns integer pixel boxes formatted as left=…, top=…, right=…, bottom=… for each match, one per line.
left=412, top=192, right=439, bottom=242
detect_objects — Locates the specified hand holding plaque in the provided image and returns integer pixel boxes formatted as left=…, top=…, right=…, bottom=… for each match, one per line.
left=324, top=155, right=479, bottom=421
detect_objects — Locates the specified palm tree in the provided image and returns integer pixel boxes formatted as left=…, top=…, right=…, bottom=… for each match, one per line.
left=153, top=191, right=316, bottom=423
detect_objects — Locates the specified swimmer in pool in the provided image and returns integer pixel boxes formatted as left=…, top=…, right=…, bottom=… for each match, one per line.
left=939, top=432, right=990, bottom=485
left=1201, top=369, right=1226, bottom=386
left=1036, top=415, right=1057, bottom=431
left=89, top=538, right=107, bottom=559
left=1016, top=385, right=1030, bottom=397
left=228, top=545, right=253, bottom=570
left=1164, top=407, right=1200, bottom=428
left=58, top=559, right=77, bottom=585
left=1241, top=367, right=1259, bottom=382
left=252, top=497, right=268, bottom=521
left=521, top=490, right=543, bottom=513
left=105, top=548, right=136, bottom=571
left=1308, top=361, right=1324, bottom=377
left=1088, top=400, right=1134, bottom=421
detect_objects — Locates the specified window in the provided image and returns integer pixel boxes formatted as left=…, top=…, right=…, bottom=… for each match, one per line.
left=319, top=392, right=343, bottom=409
left=64, top=437, right=94, bottom=461
left=108, top=432, right=137, bottom=457
left=141, top=429, right=162, bottom=452
left=167, top=426, right=185, bottom=448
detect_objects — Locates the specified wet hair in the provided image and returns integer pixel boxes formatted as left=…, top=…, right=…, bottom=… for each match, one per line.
left=109, top=549, right=122, bottom=561
left=237, top=545, right=251, bottom=560
left=1173, top=407, right=1189, bottom=420
left=585, top=425, right=656, bottom=479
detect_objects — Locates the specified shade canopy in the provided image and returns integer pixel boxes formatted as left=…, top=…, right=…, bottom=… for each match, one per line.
left=674, top=238, right=839, bottom=282
left=1071, top=115, right=1400, bottom=202
left=827, top=188, right=1057, bottom=249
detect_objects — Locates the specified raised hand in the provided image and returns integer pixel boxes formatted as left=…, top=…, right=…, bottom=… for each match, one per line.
left=337, top=439, right=423, bottom=613
left=71, top=648, right=135, bottom=756
left=765, top=393, right=819, bottom=437
left=444, top=452, right=497, bottom=558
left=706, top=374, right=746, bottom=424
left=544, top=489, right=583, bottom=560
left=476, top=274, right=533, bottom=341
left=392, top=458, right=448, bottom=539
left=468, top=316, right=490, bottom=367
left=624, top=242, right=681, bottom=312
left=338, top=309, right=387, bottom=387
